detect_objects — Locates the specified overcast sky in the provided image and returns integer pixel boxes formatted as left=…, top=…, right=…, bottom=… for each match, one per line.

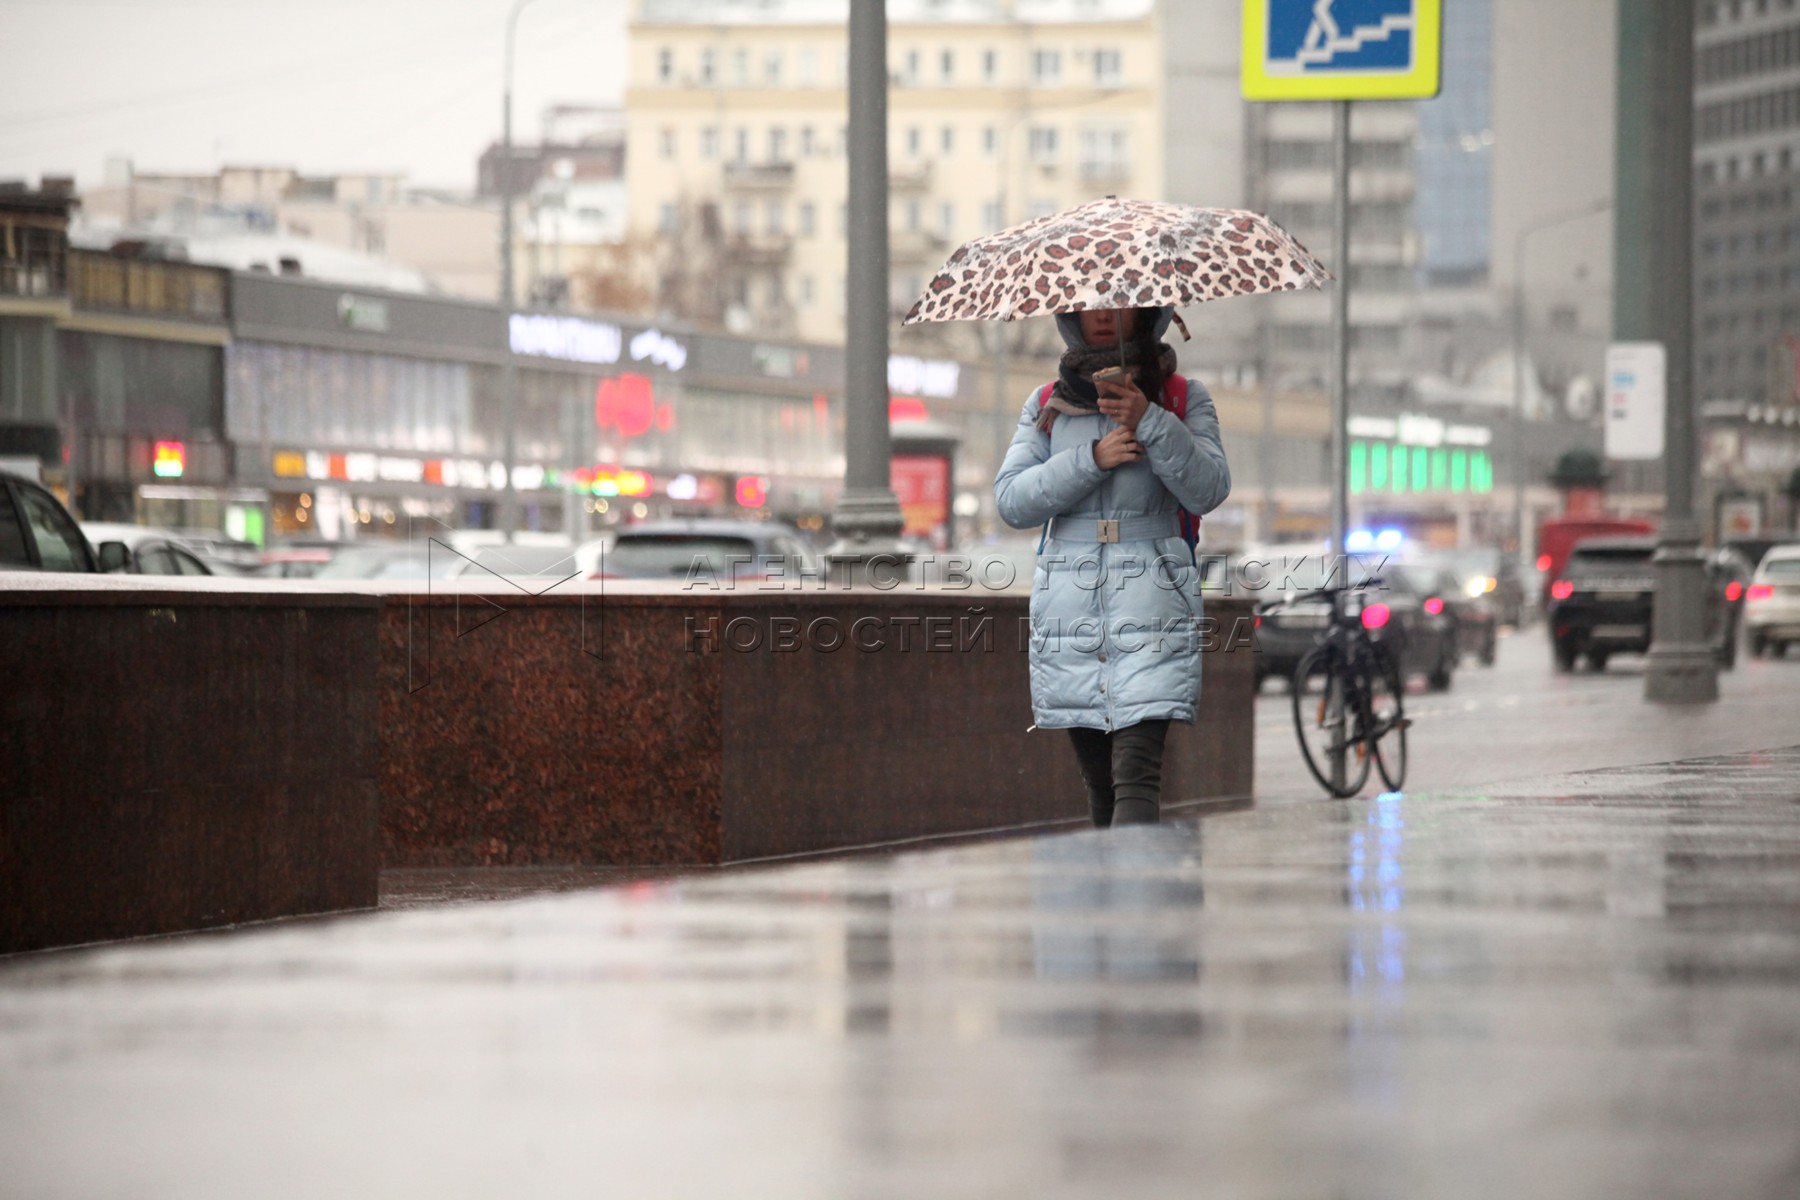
left=1, top=0, right=631, bottom=191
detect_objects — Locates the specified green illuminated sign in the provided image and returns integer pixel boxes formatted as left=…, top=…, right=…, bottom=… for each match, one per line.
left=1349, top=440, right=1492, bottom=496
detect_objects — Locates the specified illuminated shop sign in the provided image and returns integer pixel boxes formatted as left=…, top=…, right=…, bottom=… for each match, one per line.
left=629, top=327, right=688, bottom=371
left=510, top=313, right=623, bottom=364
left=595, top=373, right=674, bottom=438
left=336, top=293, right=390, bottom=333
left=152, top=441, right=186, bottom=478
left=1350, top=442, right=1494, bottom=496
left=272, top=447, right=717, bottom=500
left=887, top=355, right=960, bottom=399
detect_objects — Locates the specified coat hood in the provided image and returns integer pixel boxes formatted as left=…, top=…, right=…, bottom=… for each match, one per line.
left=1054, top=306, right=1176, bottom=351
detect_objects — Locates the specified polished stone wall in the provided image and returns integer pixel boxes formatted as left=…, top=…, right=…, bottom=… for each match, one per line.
left=376, top=586, right=1257, bottom=866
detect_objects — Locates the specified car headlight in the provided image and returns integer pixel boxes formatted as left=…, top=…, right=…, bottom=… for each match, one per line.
left=1464, top=576, right=1486, bottom=598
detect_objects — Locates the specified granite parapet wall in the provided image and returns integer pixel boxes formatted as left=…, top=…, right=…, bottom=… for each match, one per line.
left=377, top=585, right=1257, bottom=866
left=1, top=579, right=383, bottom=954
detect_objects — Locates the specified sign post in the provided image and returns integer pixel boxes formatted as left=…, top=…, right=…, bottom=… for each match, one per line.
left=1242, top=0, right=1442, bottom=791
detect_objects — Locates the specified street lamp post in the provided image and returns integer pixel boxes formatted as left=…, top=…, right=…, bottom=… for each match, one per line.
left=1509, top=198, right=1611, bottom=560
left=498, top=0, right=541, bottom=543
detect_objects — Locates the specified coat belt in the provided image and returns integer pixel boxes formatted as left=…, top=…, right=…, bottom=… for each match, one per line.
left=1045, top=514, right=1181, bottom=544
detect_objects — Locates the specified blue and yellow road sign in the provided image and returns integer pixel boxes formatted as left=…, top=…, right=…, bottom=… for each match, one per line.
left=1242, top=0, right=1443, bottom=100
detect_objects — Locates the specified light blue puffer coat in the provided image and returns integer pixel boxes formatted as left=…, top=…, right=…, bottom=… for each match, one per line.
left=994, top=325, right=1231, bottom=731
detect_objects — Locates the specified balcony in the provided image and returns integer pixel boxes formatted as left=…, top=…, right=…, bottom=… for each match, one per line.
left=889, top=163, right=934, bottom=193
left=890, top=228, right=950, bottom=266
left=724, top=161, right=796, bottom=191
left=722, top=232, right=794, bottom=267
left=1079, top=161, right=1134, bottom=185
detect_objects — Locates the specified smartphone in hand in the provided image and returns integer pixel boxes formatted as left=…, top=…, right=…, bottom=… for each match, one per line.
left=1092, top=366, right=1129, bottom=385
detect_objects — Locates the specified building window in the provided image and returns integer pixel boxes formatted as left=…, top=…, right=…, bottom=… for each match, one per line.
left=733, top=201, right=751, bottom=234
left=799, top=48, right=817, bottom=86
left=700, top=126, right=719, bottom=159
left=907, top=126, right=922, bottom=156
left=734, top=128, right=750, bottom=162
left=769, top=127, right=787, bottom=162
left=659, top=129, right=677, bottom=159
left=904, top=48, right=921, bottom=85
left=906, top=199, right=922, bottom=231
left=800, top=126, right=815, bottom=157
left=941, top=126, right=955, bottom=155
left=982, top=125, right=997, bottom=156
left=1032, top=49, right=1061, bottom=86
left=700, top=48, right=716, bottom=86
left=799, top=201, right=816, bottom=236
left=939, top=201, right=955, bottom=236
left=982, top=49, right=998, bottom=83
left=1094, top=48, right=1122, bottom=86
left=766, top=200, right=784, bottom=235
left=657, top=48, right=674, bottom=84
left=733, top=48, right=749, bottom=85
left=1029, top=198, right=1058, bottom=219
left=659, top=203, right=679, bottom=234
left=768, top=276, right=784, bottom=306
left=940, top=49, right=955, bottom=83
left=1028, top=126, right=1060, bottom=164
left=800, top=274, right=815, bottom=305
left=982, top=200, right=1002, bottom=229
left=1079, top=126, right=1129, bottom=179
left=765, top=49, right=782, bottom=85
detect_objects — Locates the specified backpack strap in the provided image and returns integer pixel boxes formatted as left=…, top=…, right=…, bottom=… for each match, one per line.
left=1163, top=373, right=1189, bottom=420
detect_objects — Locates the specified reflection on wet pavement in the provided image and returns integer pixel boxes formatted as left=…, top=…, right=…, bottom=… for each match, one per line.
left=3, top=749, right=1799, bottom=1199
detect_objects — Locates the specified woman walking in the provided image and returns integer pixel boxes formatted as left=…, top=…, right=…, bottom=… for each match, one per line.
left=994, top=304, right=1231, bottom=827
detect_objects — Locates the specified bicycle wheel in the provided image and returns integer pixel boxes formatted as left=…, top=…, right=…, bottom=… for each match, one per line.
left=1366, top=644, right=1408, bottom=792
left=1292, top=646, right=1373, bottom=798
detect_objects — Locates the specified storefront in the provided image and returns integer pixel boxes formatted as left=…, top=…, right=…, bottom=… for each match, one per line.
left=60, top=250, right=242, bottom=528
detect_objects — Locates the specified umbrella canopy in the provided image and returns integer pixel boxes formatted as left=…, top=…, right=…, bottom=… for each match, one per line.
left=901, top=196, right=1331, bottom=324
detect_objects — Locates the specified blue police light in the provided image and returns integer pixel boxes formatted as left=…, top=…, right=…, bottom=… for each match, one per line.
left=1375, top=528, right=1404, bottom=551
left=1345, top=530, right=1375, bottom=553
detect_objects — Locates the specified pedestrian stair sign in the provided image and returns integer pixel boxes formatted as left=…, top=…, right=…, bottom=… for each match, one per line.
left=1242, top=0, right=1443, bottom=100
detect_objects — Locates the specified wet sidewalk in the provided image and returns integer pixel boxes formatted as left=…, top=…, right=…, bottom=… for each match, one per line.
left=3, top=748, right=1799, bottom=1199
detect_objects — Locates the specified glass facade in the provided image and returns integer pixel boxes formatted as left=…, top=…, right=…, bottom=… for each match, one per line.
left=1415, top=0, right=1494, bottom=287
left=227, top=342, right=473, bottom=455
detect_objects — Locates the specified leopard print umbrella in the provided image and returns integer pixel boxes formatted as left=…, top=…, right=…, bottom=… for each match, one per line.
left=901, top=196, right=1331, bottom=324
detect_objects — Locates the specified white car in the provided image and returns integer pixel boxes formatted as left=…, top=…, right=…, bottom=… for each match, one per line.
left=1744, top=544, right=1800, bottom=659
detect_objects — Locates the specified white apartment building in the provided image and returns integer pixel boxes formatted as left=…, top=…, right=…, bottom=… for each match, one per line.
left=624, top=0, right=1248, bottom=349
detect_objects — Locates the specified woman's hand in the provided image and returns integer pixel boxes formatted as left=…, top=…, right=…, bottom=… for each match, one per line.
left=1096, top=374, right=1150, bottom=431
left=1094, top=426, right=1143, bottom=470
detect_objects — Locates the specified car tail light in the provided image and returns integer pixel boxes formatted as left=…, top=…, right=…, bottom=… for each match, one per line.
left=1360, top=603, right=1391, bottom=630
left=1748, top=583, right=1775, bottom=601
left=1536, top=554, right=1553, bottom=572
left=1423, top=596, right=1445, bottom=615
left=1253, top=615, right=1261, bottom=628
left=1725, top=581, right=1743, bottom=603
left=1550, top=580, right=1574, bottom=601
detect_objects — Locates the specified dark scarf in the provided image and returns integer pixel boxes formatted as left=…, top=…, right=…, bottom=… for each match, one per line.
left=1036, top=341, right=1180, bottom=432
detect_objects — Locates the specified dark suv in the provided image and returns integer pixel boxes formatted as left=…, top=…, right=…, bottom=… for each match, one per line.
left=1546, top=536, right=1737, bottom=672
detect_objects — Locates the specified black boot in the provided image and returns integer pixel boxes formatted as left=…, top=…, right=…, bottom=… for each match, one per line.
left=1112, top=795, right=1159, bottom=826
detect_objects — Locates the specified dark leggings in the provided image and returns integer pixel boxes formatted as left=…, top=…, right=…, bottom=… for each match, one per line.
left=1067, top=720, right=1170, bottom=828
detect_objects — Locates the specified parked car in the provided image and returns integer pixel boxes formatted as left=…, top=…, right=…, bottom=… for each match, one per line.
left=1437, top=545, right=1527, bottom=629
left=597, top=519, right=821, bottom=584
left=0, top=471, right=127, bottom=573
left=163, top=527, right=262, bottom=572
left=250, top=546, right=338, bottom=578
left=1545, top=536, right=1739, bottom=671
left=1744, top=544, right=1800, bottom=658
left=311, top=541, right=463, bottom=581
left=1250, top=554, right=1457, bottom=692
left=80, top=522, right=216, bottom=575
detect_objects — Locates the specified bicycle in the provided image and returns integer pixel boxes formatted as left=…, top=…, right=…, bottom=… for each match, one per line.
left=1279, top=582, right=1409, bottom=798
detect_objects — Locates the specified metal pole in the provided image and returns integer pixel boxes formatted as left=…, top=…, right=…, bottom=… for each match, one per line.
left=1329, top=100, right=1350, bottom=564
left=825, top=0, right=906, bottom=584
left=1328, top=98, right=1352, bottom=794
left=499, top=0, right=537, bottom=542
left=1617, top=0, right=1714, bottom=703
